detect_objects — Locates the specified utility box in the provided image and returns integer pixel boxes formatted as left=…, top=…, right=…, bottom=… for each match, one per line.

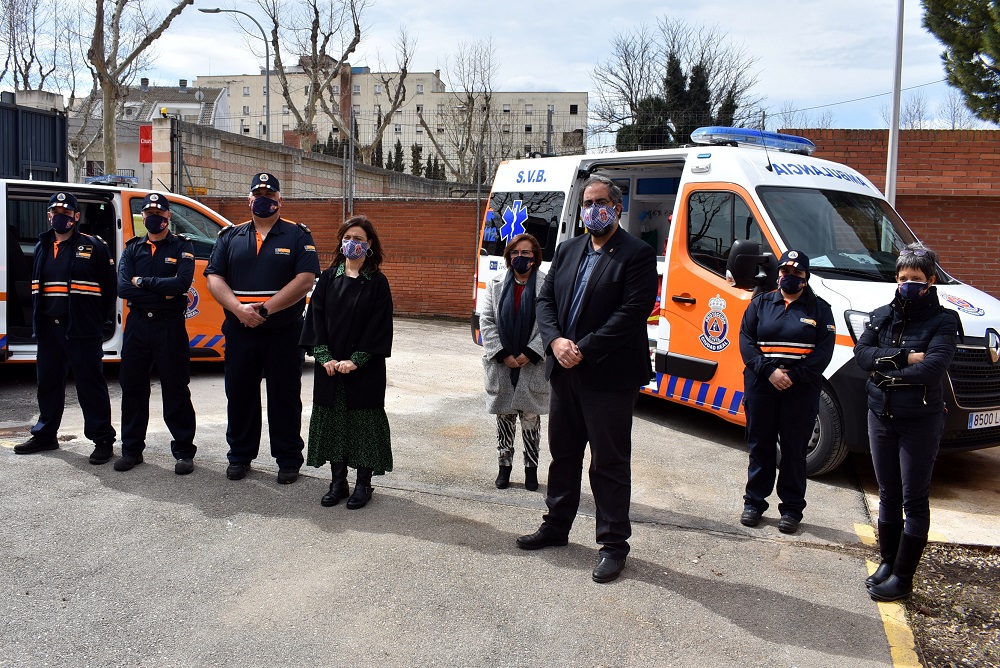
left=0, top=92, right=68, bottom=181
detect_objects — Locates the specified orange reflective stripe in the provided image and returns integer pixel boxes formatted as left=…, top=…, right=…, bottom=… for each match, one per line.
left=236, top=296, right=269, bottom=303
left=760, top=345, right=813, bottom=355
left=43, top=286, right=69, bottom=294
left=70, top=283, right=102, bottom=293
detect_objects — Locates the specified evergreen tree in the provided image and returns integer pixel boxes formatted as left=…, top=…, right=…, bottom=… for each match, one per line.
left=325, top=131, right=334, bottom=155
left=391, top=139, right=405, bottom=172
left=410, top=143, right=424, bottom=176
left=373, top=139, right=384, bottom=168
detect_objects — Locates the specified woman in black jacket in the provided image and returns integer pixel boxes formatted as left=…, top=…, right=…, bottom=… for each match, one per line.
left=854, top=242, right=959, bottom=602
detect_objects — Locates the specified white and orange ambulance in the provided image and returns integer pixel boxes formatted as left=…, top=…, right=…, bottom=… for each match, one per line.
left=1, top=179, right=231, bottom=362
left=471, top=127, right=1000, bottom=475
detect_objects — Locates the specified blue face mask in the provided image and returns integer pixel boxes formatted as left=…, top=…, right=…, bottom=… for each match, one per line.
left=144, top=214, right=168, bottom=234
left=251, top=195, right=279, bottom=218
left=51, top=212, right=75, bottom=234
left=779, top=274, right=806, bottom=295
left=342, top=238, right=369, bottom=260
left=510, top=255, right=533, bottom=274
left=581, top=204, right=616, bottom=232
left=898, top=281, right=928, bottom=301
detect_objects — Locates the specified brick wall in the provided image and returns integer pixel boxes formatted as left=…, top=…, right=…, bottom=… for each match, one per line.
left=792, top=129, right=1000, bottom=298
left=203, top=197, right=481, bottom=318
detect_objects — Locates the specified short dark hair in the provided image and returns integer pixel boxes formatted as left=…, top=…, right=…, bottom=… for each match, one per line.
left=896, top=242, right=937, bottom=281
left=580, top=175, right=623, bottom=207
left=503, top=233, right=542, bottom=268
left=333, top=215, right=384, bottom=273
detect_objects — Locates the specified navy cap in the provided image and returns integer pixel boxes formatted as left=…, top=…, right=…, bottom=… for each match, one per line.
left=141, top=192, right=171, bottom=212
left=778, top=249, right=809, bottom=274
left=250, top=172, right=280, bottom=193
left=48, top=191, right=79, bottom=212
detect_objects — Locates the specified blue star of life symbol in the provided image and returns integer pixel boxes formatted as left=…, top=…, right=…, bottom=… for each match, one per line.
left=500, top=200, right=528, bottom=242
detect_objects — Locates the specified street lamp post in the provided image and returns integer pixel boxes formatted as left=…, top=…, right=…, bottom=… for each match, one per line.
left=199, top=7, right=270, bottom=142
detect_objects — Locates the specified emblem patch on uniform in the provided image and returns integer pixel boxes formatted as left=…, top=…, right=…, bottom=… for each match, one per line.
left=76, top=244, right=92, bottom=259
left=939, top=293, right=985, bottom=316
left=304, top=244, right=316, bottom=252
left=787, top=250, right=799, bottom=259
left=698, top=295, right=730, bottom=352
left=800, top=318, right=817, bottom=327
left=275, top=247, right=290, bottom=255
left=164, top=256, right=177, bottom=264
left=181, top=252, right=194, bottom=260
left=185, top=286, right=200, bottom=319
left=827, top=324, right=837, bottom=332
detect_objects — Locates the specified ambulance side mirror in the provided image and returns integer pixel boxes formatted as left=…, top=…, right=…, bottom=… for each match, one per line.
left=726, top=240, right=776, bottom=292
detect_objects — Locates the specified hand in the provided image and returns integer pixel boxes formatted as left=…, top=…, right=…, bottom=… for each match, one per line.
left=503, top=355, right=520, bottom=369
left=515, top=354, right=530, bottom=367
left=907, top=351, right=925, bottom=365
left=552, top=337, right=583, bottom=369
left=322, top=360, right=339, bottom=376
left=335, top=360, right=358, bottom=374
left=769, top=368, right=793, bottom=391
left=235, top=303, right=266, bottom=328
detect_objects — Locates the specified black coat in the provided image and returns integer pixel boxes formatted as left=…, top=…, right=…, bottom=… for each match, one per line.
left=299, top=266, right=393, bottom=409
left=853, top=287, right=959, bottom=418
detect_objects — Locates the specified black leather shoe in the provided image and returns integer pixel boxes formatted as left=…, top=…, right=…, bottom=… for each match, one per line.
left=276, top=467, right=300, bottom=484
left=89, top=441, right=114, bottom=465
left=14, top=436, right=59, bottom=454
left=516, top=529, right=569, bottom=551
left=524, top=467, right=539, bottom=491
left=175, top=459, right=194, bottom=475
left=321, top=480, right=350, bottom=507
left=113, top=455, right=143, bottom=471
left=592, top=556, right=627, bottom=583
left=346, top=484, right=373, bottom=509
left=740, top=507, right=762, bottom=527
left=778, top=515, right=800, bottom=534
left=226, top=463, right=251, bottom=480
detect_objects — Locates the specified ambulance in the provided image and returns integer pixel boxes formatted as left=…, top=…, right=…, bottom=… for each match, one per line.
left=1, top=179, right=231, bottom=362
left=471, top=127, right=1000, bottom=475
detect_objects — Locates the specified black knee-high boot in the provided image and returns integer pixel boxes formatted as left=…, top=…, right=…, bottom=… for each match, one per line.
left=347, top=467, right=373, bottom=509
left=869, top=532, right=928, bottom=602
left=866, top=521, right=903, bottom=587
left=321, top=461, right=350, bottom=507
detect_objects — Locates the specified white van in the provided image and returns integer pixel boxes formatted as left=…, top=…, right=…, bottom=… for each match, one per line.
left=1, top=179, right=232, bottom=362
left=471, top=127, right=1000, bottom=475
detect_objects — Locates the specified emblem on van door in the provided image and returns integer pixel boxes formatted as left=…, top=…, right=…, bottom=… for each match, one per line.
left=500, top=200, right=528, bottom=242
left=699, top=295, right=730, bottom=352
left=939, top=293, right=985, bottom=316
left=987, top=328, right=1000, bottom=366
left=185, top=286, right=200, bottom=319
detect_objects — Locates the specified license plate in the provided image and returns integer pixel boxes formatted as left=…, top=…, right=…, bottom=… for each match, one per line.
left=968, top=409, right=1000, bottom=430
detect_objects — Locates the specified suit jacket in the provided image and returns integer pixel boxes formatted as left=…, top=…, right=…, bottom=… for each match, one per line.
left=536, top=225, right=658, bottom=391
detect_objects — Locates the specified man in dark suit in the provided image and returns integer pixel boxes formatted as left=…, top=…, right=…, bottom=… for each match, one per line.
left=516, top=175, right=658, bottom=583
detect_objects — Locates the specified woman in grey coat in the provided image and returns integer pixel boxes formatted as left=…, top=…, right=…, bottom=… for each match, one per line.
left=480, top=233, right=549, bottom=491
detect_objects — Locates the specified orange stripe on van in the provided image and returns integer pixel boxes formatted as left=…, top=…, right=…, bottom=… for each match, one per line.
left=836, top=334, right=854, bottom=349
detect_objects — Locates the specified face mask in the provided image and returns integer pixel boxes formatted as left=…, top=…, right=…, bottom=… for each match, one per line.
left=251, top=196, right=279, bottom=218
left=51, top=212, right=75, bottom=234
left=581, top=204, right=616, bottom=233
left=144, top=214, right=168, bottom=234
left=779, top=274, right=806, bottom=294
left=511, top=255, right=533, bottom=274
left=342, top=238, right=369, bottom=260
left=898, top=280, right=928, bottom=301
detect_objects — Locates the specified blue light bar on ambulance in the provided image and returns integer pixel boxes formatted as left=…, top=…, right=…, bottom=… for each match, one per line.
left=690, top=127, right=816, bottom=156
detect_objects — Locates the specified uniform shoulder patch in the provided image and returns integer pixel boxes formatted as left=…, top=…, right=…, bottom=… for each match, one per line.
left=176, top=232, right=192, bottom=242
left=296, top=222, right=312, bottom=234
left=218, top=223, right=238, bottom=237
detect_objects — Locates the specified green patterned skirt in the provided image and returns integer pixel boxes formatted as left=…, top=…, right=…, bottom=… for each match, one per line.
left=307, top=383, right=393, bottom=475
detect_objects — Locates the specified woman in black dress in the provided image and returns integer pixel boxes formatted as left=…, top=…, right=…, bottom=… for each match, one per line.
left=300, top=215, right=393, bottom=509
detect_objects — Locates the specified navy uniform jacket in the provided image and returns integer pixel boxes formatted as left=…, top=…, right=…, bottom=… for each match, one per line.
left=117, top=232, right=195, bottom=315
left=203, top=219, right=320, bottom=328
left=739, top=287, right=836, bottom=392
left=31, top=228, right=117, bottom=338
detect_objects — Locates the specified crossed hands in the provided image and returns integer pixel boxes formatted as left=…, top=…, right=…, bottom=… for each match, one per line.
left=552, top=337, right=583, bottom=369
left=323, top=359, right=358, bottom=376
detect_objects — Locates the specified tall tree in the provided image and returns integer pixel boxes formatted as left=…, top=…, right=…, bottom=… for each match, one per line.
left=390, top=138, right=404, bottom=172
left=410, top=142, right=423, bottom=176
left=88, top=0, right=194, bottom=176
left=922, top=0, right=1000, bottom=123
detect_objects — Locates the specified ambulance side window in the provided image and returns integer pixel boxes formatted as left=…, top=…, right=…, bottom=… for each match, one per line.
left=128, top=199, right=220, bottom=259
left=482, top=191, right=564, bottom=262
left=687, top=191, right=772, bottom=277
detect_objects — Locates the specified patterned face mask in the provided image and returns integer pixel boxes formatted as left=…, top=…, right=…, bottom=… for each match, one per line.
left=581, top=204, right=616, bottom=232
left=342, top=238, right=369, bottom=260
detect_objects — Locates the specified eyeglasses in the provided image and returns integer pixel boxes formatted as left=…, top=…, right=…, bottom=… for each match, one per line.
left=510, top=250, right=534, bottom=257
left=899, top=248, right=929, bottom=257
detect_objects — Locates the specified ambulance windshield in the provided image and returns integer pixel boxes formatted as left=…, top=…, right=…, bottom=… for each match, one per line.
left=757, top=186, right=940, bottom=282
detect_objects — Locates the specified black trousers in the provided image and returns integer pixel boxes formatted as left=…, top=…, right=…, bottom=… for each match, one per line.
left=742, top=379, right=820, bottom=521
left=868, top=410, right=945, bottom=537
left=222, top=318, right=305, bottom=469
left=542, top=366, right=637, bottom=559
left=119, top=310, right=196, bottom=459
left=31, top=322, right=115, bottom=444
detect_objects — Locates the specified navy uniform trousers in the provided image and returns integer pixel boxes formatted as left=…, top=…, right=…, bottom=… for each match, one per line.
left=221, top=318, right=305, bottom=469
left=119, top=310, right=196, bottom=459
left=32, top=320, right=115, bottom=444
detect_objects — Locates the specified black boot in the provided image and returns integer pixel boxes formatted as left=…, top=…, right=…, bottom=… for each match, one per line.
left=869, top=532, right=928, bottom=602
left=524, top=467, right=538, bottom=491
left=495, top=465, right=512, bottom=489
left=321, top=461, right=350, bottom=507
left=346, top=467, right=373, bottom=510
left=866, top=521, right=903, bottom=588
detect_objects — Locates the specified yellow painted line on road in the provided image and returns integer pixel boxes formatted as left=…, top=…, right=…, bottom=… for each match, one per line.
left=856, top=523, right=921, bottom=668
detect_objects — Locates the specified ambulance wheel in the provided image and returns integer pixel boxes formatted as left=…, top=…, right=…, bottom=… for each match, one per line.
left=806, top=389, right=848, bottom=476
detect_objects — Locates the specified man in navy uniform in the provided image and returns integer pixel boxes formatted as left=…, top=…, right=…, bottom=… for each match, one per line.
left=205, top=173, right=320, bottom=484
left=114, top=193, right=198, bottom=475
left=14, top=191, right=117, bottom=463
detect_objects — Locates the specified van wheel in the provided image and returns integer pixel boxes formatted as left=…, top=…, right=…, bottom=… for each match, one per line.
left=806, top=389, right=849, bottom=476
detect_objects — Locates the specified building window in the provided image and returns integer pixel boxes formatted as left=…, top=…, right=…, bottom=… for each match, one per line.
left=331, top=84, right=339, bottom=95
left=503, top=104, right=510, bottom=114
left=374, top=84, right=382, bottom=95
left=353, top=84, right=361, bottom=95
left=416, top=126, right=423, bottom=134
left=570, top=104, right=578, bottom=115
left=525, top=125, right=533, bottom=133
left=525, top=104, right=533, bottom=115
left=416, top=104, right=423, bottom=114
left=437, top=104, right=444, bottom=115
left=374, top=104, right=381, bottom=115
left=304, top=85, right=311, bottom=97
left=502, top=124, right=510, bottom=134
left=548, top=104, right=555, bottom=112
left=242, top=86, right=250, bottom=96
left=85, top=160, right=104, bottom=176
left=282, top=105, right=289, bottom=115
left=352, top=104, right=360, bottom=113
left=263, top=86, right=267, bottom=95
left=394, top=124, right=402, bottom=134
left=243, top=105, right=250, bottom=115
left=416, top=84, right=424, bottom=94
left=437, top=126, right=445, bottom=134
left=242, top=126, right=250, bottom=134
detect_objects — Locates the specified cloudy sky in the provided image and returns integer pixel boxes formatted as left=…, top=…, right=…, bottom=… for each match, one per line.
left=150, top=0, right=969, bottom=133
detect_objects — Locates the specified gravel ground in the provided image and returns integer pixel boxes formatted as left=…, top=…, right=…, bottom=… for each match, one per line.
left=906, top=544, right=1000, bottom=667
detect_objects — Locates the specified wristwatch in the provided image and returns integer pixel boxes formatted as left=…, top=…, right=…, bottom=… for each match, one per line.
left=257, top=305, right=269, bottom=319
left=136, top=277, right=144, bottom=287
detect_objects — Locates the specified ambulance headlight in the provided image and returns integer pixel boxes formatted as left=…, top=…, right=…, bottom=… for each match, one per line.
left=844, top=310, right=871, bottom=344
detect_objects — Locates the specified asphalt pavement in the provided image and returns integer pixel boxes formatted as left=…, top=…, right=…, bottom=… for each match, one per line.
left=1, top=318, right=901, bottom=667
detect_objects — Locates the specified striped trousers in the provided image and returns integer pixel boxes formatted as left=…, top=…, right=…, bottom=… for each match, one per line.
left=496, top=412, right=541, bottom=468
